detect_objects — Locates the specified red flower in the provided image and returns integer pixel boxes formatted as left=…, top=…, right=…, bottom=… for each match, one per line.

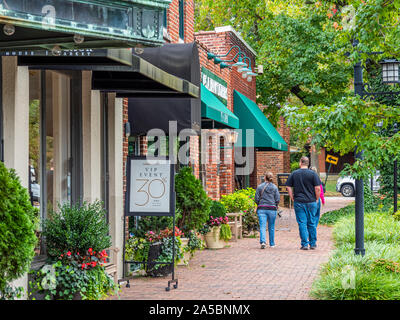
left=67, top=251, right=71, bottom=257
left=91, top=261, right=97, bottom=267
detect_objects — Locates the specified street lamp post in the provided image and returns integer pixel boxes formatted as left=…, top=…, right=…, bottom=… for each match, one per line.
left=353, top=61, right=366, bottom=256
left=353, top=56, right=400, bottom=256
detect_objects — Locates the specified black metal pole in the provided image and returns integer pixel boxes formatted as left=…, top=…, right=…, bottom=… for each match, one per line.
left=395, top=159, right=398, bottom=213
left=354, top=61, right=366, bottom=256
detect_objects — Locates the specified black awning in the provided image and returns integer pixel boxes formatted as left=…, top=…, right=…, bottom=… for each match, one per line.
left=92, top=48, right=199, bottom=99
left=128, top=43, right=201, bottom=134
left=5, top=48, right=133, bottom=69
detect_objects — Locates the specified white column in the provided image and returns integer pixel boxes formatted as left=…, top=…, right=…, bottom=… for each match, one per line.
left=2, top=56, right=30, bottom=298
left=107, top=94, right=124, bottom=279
left=82, top=71, right=102, bottom=203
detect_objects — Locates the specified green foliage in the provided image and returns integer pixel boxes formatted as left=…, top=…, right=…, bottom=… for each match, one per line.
left=220, top=188, right=256, bottom=213
left=311, top=209, right=400, bottom=300
left=0, top=162, right=38, bottom=297
left=281, top=95, right=400, bottom=180
left=175, top=166, right=211, bottom=233
left=186, top=230, right=204, bottom=253
left=209, top=200, right=227, bottom=219
left=29, top=261, right=117, bottom=300
left=220, top=188, right=258, bottom=234
left=81, top=266, right=119, bottom=300
left=155, top=236, right=184, bottom=270
left=129, top=216, right=173, bottom=239
left=30, top=261, right=88, bottom=300
left=195, top=0, right=352, bottom=127
left=42, top=201, right=111, bottom=259
left=319, top=203, right=355, bottom=226
left=220, top=224, right=232, bottom=241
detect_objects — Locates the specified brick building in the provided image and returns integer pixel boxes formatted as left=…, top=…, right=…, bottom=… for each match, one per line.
left=122, top=0, right=290, bottom=201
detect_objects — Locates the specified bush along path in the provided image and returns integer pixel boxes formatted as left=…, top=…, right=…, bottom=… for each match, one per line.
left=311, top=187, right=400, bottom=300
left=111, top=197, right=353, bottom=300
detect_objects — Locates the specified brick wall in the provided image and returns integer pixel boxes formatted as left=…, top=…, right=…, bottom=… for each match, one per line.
left=195, top=28, right=257, bottom=200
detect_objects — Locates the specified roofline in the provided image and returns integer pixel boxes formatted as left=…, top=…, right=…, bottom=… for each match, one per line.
left=214, top=26, right=257, bottom=57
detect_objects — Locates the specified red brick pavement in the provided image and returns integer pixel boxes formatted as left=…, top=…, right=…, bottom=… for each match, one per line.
left=111, top=197, right=354, bottom=300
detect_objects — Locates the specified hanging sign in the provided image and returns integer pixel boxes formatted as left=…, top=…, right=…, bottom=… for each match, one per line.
left=125, top=156, right=175, bottom=217
left=277, top=173, right=290, bottom=195
left=201, top=67, right=228, bottom=105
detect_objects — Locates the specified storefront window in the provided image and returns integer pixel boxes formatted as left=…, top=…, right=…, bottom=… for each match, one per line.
left=29, top=70, right=76, bottom=257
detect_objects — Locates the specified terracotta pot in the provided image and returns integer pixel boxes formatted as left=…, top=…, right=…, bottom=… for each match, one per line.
left=204, top=226, right=226, bottom=249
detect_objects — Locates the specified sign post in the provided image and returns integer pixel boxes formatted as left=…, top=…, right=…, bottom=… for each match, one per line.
left=325, top=154, right=339, bottom=186
left=277, top=173, right=291, bottom=231
left=124, top=156, right=178, bottom=291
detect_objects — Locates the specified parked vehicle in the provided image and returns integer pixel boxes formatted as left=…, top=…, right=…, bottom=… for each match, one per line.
left=31, top=183, right=40, bottom=202
left=336, top=172, right=380, bottom=197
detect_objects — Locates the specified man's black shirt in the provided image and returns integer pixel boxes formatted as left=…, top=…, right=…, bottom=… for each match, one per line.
left=285, top=168, right=322, bottom=203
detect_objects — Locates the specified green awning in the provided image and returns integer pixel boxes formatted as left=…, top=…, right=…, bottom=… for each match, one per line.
left=201, top=84, right=239, bottom=129
left=233, top=90, right=288, bottom=151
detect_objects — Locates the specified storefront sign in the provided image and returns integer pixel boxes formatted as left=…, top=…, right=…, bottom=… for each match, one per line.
left=125, top=157, right=175, bottom=216
left=0, top=0, right=170, bottom=49
left=277, top=173, right=290, bottom=195
left=201, top=67, right=228, bottom=105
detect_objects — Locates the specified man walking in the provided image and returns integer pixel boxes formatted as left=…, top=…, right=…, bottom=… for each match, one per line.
left=285, top=156, right=321, bottom=250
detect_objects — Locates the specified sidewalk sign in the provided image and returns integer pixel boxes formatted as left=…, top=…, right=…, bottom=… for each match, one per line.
left=123, top=156, right=178, bottom=292
left=277, top=173, right=292, bottom=231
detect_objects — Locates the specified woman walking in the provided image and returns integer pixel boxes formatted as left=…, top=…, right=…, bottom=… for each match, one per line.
left=255, top=172, right=280, bottom=249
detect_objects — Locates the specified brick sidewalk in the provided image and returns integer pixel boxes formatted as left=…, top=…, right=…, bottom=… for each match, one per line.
left=111, top=197, right=354, bottom=300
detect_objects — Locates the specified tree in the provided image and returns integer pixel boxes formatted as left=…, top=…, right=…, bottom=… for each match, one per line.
left=195, top=0, right=353, bottom=126
left=280, top=95, right=400, bottom=179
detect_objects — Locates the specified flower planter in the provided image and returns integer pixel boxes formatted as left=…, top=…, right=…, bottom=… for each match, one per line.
left=204, top=226, right=227, bottom=249
left=145, top=242, right=173, bottom=277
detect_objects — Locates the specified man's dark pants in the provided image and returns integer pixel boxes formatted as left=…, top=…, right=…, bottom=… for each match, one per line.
left=293, top=201, right=319, bottom=248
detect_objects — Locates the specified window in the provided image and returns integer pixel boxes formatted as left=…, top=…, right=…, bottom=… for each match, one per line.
left=179, top=0, right=184, bottom=41
left=29, top=70, right=83, bottom=259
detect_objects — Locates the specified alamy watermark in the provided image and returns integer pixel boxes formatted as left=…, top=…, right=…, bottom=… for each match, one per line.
left=143, top=121, right=255, bottom=175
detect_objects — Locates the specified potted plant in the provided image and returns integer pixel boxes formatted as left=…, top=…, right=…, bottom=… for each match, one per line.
left=29, top=201, right=119, bottom=300
left=199, top=216, right=231, bottom=249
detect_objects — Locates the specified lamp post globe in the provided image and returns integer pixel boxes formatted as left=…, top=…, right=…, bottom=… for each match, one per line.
left=380, top=59, right=400, bottom=84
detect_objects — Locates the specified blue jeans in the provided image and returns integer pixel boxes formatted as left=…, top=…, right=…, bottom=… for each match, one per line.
left=293, top=201, right=318, bottom=248
left=257, top=209, right=277, bottom=246
left=315, top=199, right=321, bottom=227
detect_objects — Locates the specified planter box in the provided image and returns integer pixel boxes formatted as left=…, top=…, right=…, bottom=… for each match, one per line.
left=145, top=242, right=173, bottom=277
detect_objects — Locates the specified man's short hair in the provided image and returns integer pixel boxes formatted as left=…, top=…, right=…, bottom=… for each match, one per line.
left=300, top=156, right=309, bottom=166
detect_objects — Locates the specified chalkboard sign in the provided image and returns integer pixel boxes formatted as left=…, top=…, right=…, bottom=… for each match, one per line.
left=277, top=173, right=290, bottom=195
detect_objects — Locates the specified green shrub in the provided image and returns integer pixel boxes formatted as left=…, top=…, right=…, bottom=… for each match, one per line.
left=0, top=162, right=38, bottom=297
left=220, top=188, right=258, bottom=234
left=42, top=201, right=111, bottom=259
left=175, top=166, right=211, bottom=233
left=319, top=204, right=355, bottom=226
left=209, top=200, right=227, bottom=219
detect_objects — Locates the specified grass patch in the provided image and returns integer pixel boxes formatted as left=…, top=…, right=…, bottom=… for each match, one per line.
left=324, top=180, right=341, bottom=197
left=311, top=211, right=400, bottom=300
